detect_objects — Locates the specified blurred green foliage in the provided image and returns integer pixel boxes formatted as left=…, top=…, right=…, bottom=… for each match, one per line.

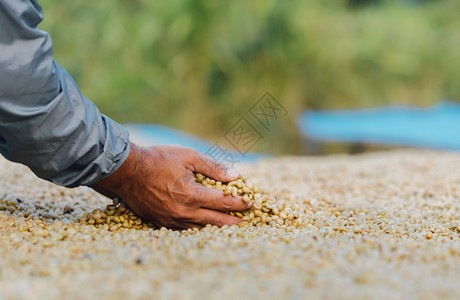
left=39, top=0, right=460, bottom=154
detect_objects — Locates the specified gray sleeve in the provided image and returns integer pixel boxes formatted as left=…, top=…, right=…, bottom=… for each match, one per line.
left=0, top=0, right=130, bottom=187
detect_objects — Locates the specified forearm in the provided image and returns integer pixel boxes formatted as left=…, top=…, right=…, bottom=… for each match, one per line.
left=0, top=0, right=129, bottom=187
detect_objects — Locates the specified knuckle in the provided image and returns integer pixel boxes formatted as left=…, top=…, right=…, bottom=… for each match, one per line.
left=221, top=196, right=235, bottom=211
left=216, top=163, right=229, bottom=176
left=208, top=215, right=221, bottom=226
left=195, top=186, right=208, bottom=204
left=178, top=184, right=202, bottom=207
left=170, top=206, right=188, bottom=220
left=199, top=153, right=213, bottom=164
left=196, top=156, right=212, bottom=171
left=198, top=156, right=211, bottom=167
left=214, top=161, right=226, bottom=170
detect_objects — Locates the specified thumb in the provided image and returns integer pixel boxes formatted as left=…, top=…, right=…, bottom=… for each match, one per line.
left=192, top=153, right=239, bottom=182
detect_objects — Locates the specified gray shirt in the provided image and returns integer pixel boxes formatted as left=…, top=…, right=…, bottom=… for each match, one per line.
left=0, top=0, right=130, bottom=187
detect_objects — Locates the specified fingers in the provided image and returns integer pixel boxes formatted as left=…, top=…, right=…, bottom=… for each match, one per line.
left=192, top=183, right=252, bottom=212
left=188, top=151, right=239, bottom=183
left=191, top=208, right=242, bottom=227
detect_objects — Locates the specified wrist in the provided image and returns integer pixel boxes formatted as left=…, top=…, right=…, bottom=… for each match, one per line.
left=92, top=142, right=142, bottom=198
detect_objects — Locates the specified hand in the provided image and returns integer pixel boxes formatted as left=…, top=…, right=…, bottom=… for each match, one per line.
left=91, top=143, right=252, bottom=229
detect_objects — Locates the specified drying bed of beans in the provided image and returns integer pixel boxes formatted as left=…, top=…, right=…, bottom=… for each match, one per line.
left=2, top=150, right=460, bottom=299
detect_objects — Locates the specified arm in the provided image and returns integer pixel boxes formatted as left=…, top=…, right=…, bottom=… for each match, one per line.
left=0, top=0, right=129, bottom=187
left=0, top=0, right=251, bottom=228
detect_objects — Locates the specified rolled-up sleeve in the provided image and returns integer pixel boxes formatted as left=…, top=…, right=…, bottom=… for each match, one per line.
left=0, top=0, right=130, bottom=187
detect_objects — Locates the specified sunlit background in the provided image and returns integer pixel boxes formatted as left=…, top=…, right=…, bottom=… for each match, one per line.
left=39, top=0, right=460, bottom=156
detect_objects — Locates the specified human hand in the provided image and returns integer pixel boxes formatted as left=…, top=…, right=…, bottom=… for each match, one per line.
left=91, top=143, right=252, bottom=229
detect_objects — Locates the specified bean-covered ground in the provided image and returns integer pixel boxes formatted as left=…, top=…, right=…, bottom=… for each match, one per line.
left=1, top=150, right=460, bottom=300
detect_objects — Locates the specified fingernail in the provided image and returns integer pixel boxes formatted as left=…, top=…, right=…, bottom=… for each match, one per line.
left=247, top=201, right=253, bottom=209
left=227, top=168, right=239, bottom=178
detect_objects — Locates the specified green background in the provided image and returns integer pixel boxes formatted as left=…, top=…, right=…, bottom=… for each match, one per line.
left=39, top=0, right=460, bottom=154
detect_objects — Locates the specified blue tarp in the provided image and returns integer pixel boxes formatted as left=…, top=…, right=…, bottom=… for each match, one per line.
left=124, top=123, right=266, bottom=162
left=297, top=101, right=460, bottom=150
